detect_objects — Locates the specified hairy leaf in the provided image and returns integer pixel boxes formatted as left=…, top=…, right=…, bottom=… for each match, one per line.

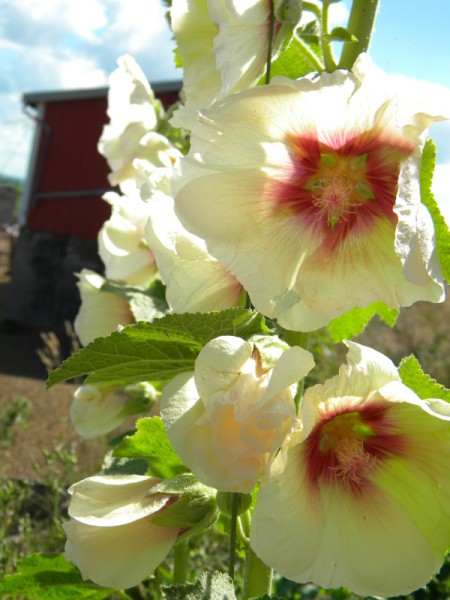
left=0, top=554, right=114, bottom=599
left=47, top=309, right=269, bottom=388
left=399, top=354, right=450, bottom=403
left=162, top=571, right=236, bottom=600
left=327, top=302, right=398, bottom=343
left=113, top=416, right=190, bottom=478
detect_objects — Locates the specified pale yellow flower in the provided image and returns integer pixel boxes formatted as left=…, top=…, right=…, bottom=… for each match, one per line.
left=251, top=342, right=450, bottom=597
left=161, top=335, right=314, bottom=492
left=74, top=269, right=132, bottom=346
left=174, top=54, right=450, bottom=331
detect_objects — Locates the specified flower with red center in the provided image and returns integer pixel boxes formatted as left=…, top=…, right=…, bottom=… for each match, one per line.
left=250, top=342, right=450, bottom=597
left=174, top=54, right=450, bottom=331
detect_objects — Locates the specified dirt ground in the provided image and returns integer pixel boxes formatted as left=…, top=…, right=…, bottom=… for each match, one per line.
left=0, top=229, right=105, bottom=481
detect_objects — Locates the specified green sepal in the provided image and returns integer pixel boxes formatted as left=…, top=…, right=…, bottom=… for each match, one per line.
left=113, top=416, right=190, bottom=479
left=216, top=491, right=253, bottom=517
left=151, top=474, right=218, bottom=535
left=274, top=0, right=302, bottom=26
left=398, top=354, right=450, bottom=403
left=327, top=302, right=398, bottom=343
left=420, top=138, right=450, bottom=283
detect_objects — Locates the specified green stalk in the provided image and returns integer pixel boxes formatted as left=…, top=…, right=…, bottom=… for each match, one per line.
left=228, top=493, right=239, bottom=579
left=265, top=2, right=275, bottom=84
left=173, top=540, right=189, bottom=584
left=338, top=0, right=379, bottom=70
left=243, top=547, right=273, bottom=599
left=320, top=0, right=337, bottom=71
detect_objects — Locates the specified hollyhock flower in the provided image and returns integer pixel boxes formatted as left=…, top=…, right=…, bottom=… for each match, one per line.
left=161, top=335, right=314, bottom=492
left=74, top=269, right=132, bottom=346
left=144, top=190, right=244, bottom=312
left=251, top=341, right=450, bottom=597
left=98, top=54, right=169, bottom=194
left=70, top=382, right=157, bottom=439
left=98, top=191, right=158, bottom=287
left=170, top=0, right=287, bottom=129
left=174, top=54, right=450, bottom=331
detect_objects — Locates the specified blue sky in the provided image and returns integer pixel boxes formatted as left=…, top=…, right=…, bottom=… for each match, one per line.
left=0, top=0, right=449, bottom=204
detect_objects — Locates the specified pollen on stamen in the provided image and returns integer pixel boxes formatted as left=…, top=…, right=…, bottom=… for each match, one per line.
left=331, top=436, right=377, bottom=485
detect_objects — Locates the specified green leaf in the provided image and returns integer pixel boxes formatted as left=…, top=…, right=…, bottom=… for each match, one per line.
left=327, top=302, right=398, bottom=343
left=162, top=571, right=236, bottom=600
left=420, top=138, right=450, bottom=282
left=268, top=23, right=322, bottom=80
left=325, top=27, right=358, bottom=42
left=0, top=553, right=115, bottom=599
left=113, top=416, right=190, bottom=478
left=398, top=354, right=450, bottom=403
left=47, top=308, right=269, bottom=388
left=101, top=279, right=169, bottom=322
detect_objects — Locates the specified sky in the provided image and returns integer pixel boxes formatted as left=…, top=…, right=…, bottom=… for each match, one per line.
left=0, top=0, right=449, bottom=207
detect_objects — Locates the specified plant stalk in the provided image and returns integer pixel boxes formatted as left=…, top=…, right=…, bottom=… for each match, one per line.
left=173, top=540, right=189, bottom=584
left=228, top=493, right=239, bottom=579
left=338, top=0, right=379, bottom=70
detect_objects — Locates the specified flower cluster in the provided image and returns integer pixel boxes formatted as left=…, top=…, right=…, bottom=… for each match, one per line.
left=62, top=1, right=450, bottom=598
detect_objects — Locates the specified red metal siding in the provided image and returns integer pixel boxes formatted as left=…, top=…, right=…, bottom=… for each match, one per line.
left=25, top=86, right=181, bottom=240
left=26, top=97, right=112, bottom=240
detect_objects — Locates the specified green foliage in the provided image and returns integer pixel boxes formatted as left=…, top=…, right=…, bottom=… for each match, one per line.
left=398, top=354, right=450, bottom=402
left=0, top=396, right=32, bottom=447
left=162, top=571, right=236, bottom=600
left=101, top=279, right=169, bottom=322
left=47, top=309, right=269, bottom=388
left=327, top=302, right=398, bottom=343
left=0, top=553, right=115, bottom=599
left=113, top=416, right=190, bottom=478
left=326, top=27, right=358, bottom=42
left=420, top=138, right=450, bottom=282
left=269, top=22, right=322, bottom=80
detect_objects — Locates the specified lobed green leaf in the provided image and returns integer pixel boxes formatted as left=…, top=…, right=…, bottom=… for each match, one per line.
left=420, top=138, right=450, bottom=282
left=0, top=553, right=114, bottom=599
left=162, top=571, right=236, bottom=600
left=113, top=416, right=190, bottom=478
left=399, top=354, right=450, bottom=403
left=47, top=309, right=269, bottom=388
left=327, top=302, right=398, bottom=343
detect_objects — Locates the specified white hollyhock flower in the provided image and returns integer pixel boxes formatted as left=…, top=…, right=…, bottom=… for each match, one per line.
left=144, top=190, right=243, bottom=312
left=161, top=335, right=314, bottom=492
left=70, top=384, right=130, bottom=439
left=98, top=54, right=178, bottom=194
left=74, top=269, right=132, bottom=346
left=63, top=475, right=180, bottom=590
left=251, top=341, right=450, bottom=597
left=174, top=54, right=450, bottom=331
left=171, top=0, right=284, bottom=129
left=70, top=382, right=157, bottom=439
left=98, top=191, right=158, bottom=287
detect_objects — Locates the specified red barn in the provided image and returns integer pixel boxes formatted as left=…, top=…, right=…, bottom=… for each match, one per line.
left=4, top=81, right=180, bottom=332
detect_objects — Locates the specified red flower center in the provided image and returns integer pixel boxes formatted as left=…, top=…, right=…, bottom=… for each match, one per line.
left=271, top=129, right=415, bottom=242
left=304, top=402, right=409, bottom=495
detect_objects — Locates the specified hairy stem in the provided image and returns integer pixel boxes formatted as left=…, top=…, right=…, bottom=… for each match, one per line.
left=338, top=0, right=379, bottom=70
left=173, top=540, right=189, bottom=584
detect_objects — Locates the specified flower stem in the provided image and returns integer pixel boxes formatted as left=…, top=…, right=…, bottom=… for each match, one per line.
left=243, top=547, right=273, bottom=599
left=338, top=0, right=379, bottom=70
left=265, top=2, right=275, bottom=84
left=173, top=540, right=189, bottom=584
left=320, top=0, right=337, bottom=71
left=228, top=493, right=239, bottom=579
